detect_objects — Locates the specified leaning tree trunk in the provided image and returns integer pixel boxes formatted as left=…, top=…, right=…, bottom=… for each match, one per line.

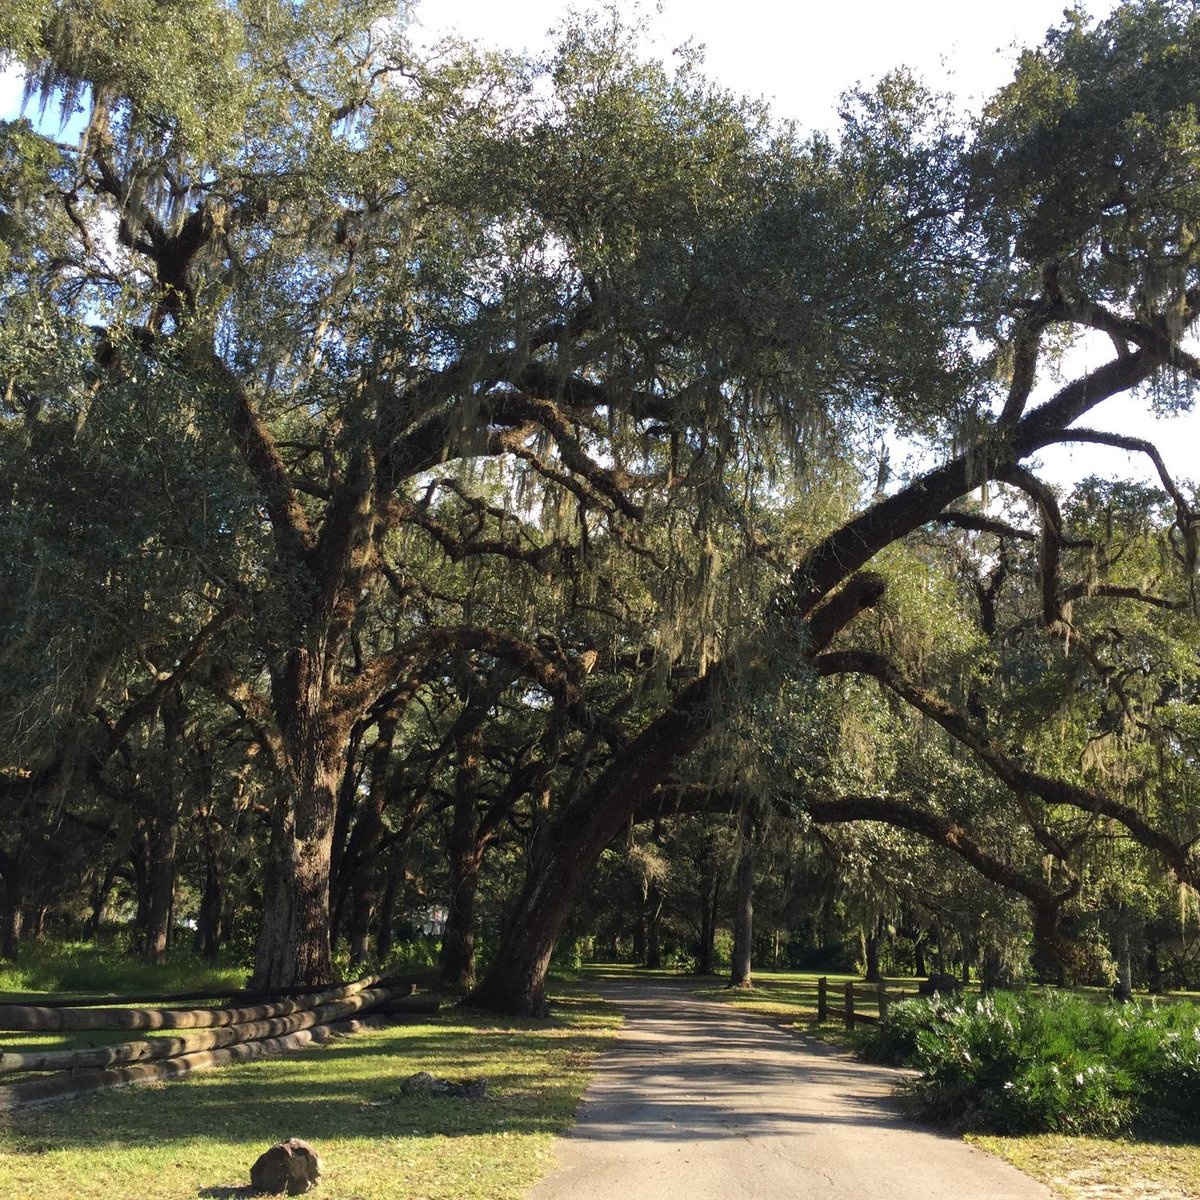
left=728, top=803, right=755, bottom=989
left=467, top=687, right=711, bottom=1016
left=464, top=834, right=595, bottom=1016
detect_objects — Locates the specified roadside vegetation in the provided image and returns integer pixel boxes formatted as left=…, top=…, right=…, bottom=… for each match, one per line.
left=859, top=991, right=1200, bottom=1134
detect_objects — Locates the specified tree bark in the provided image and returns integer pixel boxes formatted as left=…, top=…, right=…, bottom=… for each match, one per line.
left=913, top=932, right=927, bottom=978
left=196, top=850, right=223, bottom=962
left=697, top=876, right=720, bottom=976
left=1113, top=903, right=1133, bottom=1002
left=439, top=718, right=485, bottom=989
left=348, top=719, right=395, bottom=969
left=645, top=883, right=664, bottom=969
left=728, top=803, right=754, bottom=989
left=252, top=652, right=346, bottom=989
left=140, top=811, right=180, bottom=964
left=87, top=858, right=123, bottom=941
left=0, top=852, right=22, bottom=962
left=864, top=914, right=882, bottom=984
left=375, top=858, right=400, bottom=962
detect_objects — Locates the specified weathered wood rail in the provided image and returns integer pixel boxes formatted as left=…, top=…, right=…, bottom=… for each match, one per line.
left=815, top=977, right=917, bottom=1029
left=0, top=972, right=433, bottom=1110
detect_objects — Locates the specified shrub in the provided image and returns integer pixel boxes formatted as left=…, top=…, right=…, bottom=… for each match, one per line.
left=860, top=990, right=1200, bottom=1134
left=859, top=994, right=956, bottom=1065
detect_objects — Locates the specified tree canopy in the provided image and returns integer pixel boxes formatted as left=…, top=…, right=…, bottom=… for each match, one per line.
left=1, top=0, right=1199, bottom=1014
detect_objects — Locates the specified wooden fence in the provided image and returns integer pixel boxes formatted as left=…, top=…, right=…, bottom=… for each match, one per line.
left=815, top=977, right=915, bottom=1029
left=0, top=972, right=433, bottom=1111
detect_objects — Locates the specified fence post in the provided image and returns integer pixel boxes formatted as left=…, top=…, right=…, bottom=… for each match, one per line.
left=878, top=984, right=889, bottom=1021
left=844, top=981, right=855, bottom=1030
left=817, top=976, right=828, bottom=1022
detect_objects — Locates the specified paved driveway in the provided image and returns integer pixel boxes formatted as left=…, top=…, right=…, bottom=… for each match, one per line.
left=530, top=978, right=1052, bottom=1200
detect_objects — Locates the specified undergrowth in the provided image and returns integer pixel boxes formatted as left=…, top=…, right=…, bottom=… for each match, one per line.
left=858, top=990, right=1200, bottom=1134
left=0, top=941, right=248, bottom=997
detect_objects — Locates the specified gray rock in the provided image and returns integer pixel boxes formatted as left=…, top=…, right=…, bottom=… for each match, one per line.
left=398, top=1071, right=488, bottom=1100
left=249, top=1138, right=321, bottom=1195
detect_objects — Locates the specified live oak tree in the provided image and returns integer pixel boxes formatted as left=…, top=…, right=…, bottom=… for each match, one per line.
left=4, top=0, right=1200, bottom=1010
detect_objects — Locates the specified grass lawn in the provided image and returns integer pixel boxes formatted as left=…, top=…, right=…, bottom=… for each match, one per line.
left=0, top=993, right=620, bottom=1200
left=970, top=1132, right=1200, bottom=1200
left=0, top=942, right=250, bottom=1000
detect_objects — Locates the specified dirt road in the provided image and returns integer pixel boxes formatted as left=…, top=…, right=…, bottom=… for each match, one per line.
left=529, top=978, right=1052, bottom=1200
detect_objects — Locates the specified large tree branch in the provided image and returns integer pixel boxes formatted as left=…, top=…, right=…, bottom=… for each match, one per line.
left=788, top=350, right=1159, bottom=623
left=814, top=648, right=1200, bottom=887
left=213, top=362, right=316, bottom=563
left=802, top=792, right=1082, bottom=967
left=1043, top=428, right=1198, bottom=532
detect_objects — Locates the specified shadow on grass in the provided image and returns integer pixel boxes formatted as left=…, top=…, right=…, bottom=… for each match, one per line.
left=0, top=1006, right=619, bottom=1158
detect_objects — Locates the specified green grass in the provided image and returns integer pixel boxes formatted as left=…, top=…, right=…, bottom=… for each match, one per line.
left=0, top=942, right=249, bottom=1000
left=969, top=1131, right=1200, bottom=1199
left=0, top=991, right=621, bottom=1200
left=687, top=968, right=907, bottom=1050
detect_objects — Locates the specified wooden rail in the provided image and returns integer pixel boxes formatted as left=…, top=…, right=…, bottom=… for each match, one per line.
left=0, top=975, right=392, bottom=1032
left=0, top=971, right=431, bottom=1110
left=815, top=978, right=913, bottom=1029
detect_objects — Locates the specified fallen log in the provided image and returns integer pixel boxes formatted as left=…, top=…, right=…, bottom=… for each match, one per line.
left=0, top=1015, right=396, bottom=1111
left=0, top=984, right=403, bottom=1074
left=0, top=975, right=384, bottom=1033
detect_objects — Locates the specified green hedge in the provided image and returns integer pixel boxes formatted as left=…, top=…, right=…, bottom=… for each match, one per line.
left=859, top=991, right=1200, bottom=1134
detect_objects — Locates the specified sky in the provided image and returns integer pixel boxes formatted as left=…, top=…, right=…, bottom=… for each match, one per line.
left=414, top=0, right=1117, bottom=130
left=2, top=0, right=1197, bottom=491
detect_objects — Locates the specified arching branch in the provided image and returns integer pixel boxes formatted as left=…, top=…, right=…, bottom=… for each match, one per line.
left=814, top=648, right=1200, bottom=888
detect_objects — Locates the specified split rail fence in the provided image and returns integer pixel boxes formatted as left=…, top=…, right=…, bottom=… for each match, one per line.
left=815, top=977, right=918, bottom=1029
left=0, top=972, right=436, bottom=1110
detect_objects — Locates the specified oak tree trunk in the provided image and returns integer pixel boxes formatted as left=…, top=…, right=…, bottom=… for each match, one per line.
left=697, top=871, right=722, bottom=977
left=252, top=651, right=345, bottom=989
left=375, top=864, right=399, bottom=962
left=864, top=914, right=883, bottom=983
left=645, top=884, right=664, bottom=969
